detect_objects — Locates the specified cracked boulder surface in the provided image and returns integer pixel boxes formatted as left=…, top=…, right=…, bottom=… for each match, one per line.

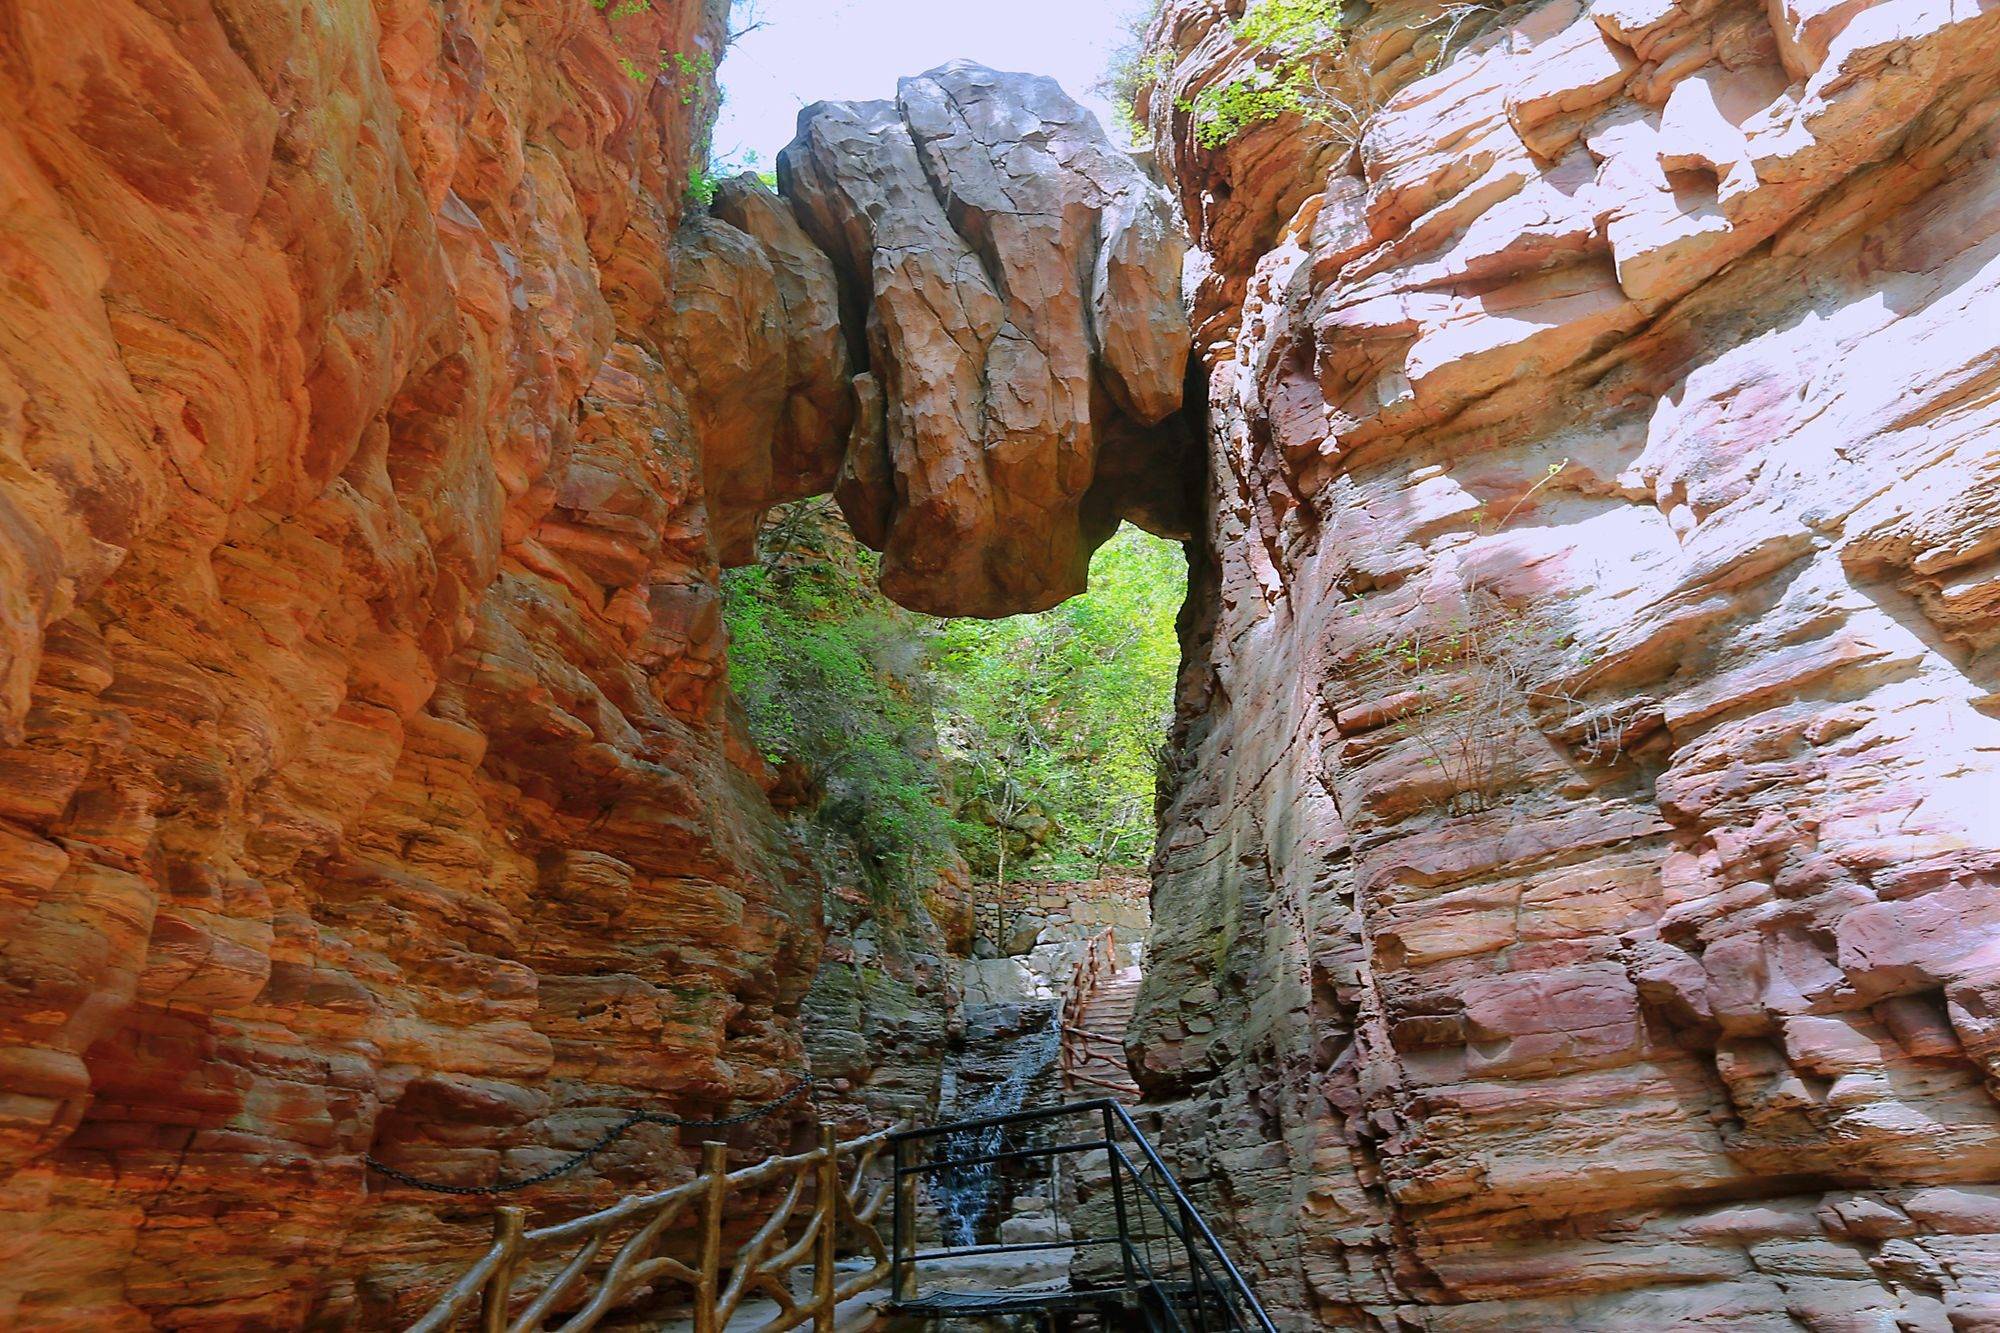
left=1129, top=0, right=2000, bottom=1326
left=776, top=60, right=1196, bottom=617
left=664, top=175, right=854, bottom=566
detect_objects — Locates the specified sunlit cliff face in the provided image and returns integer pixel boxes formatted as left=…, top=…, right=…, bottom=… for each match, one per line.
left=0, top=0, right=824, bottom=1324
left=0, top=11, right=1199, bottom=1320
left=1129, top=0, right=2000, bottom=1323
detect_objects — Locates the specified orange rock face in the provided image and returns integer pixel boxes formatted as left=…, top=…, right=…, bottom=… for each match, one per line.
left=0, top=0, right=829, bottom=1325
left=1135, top=0, right=2000, bottom=1325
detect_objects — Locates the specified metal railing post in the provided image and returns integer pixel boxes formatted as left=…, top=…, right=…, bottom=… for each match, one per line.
left=1179, top=1194, right=1210, bottom=1330
left=1102, top=1102, right=1138, bottom=1306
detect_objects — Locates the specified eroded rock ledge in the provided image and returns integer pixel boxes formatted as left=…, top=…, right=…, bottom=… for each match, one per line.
left=1131, top=0, right=2000, bottom=1326
left=674, top=61, right=1197, bottom=617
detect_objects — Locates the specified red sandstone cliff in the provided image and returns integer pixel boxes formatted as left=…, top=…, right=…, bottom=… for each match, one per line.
left=1133, top=0, right=2000, bottom=1326
left=0, top=0, right=836, bottom=1324
left=0, top=10, right=1199, bottom=1322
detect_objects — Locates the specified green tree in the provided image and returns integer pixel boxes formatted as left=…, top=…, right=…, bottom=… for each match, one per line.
left=723, top=509, right=1186, bottom=933
left=721, top=501, right=957, bottom=910
left=934, top=527, right=1185, bottom=883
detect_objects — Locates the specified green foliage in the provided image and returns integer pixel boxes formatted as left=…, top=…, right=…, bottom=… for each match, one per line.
left=667, top=48, right=716, bottom=102
left=1095, top=0, right=1170, bottom=143
left=686, top=147, right=762, bottom=208
left=722, top=503, right=957, bottom=908
left=1233, top=0, right=1343, bottom=50
left=1184, top=67, right=1315, bottom=149
left=722, top=507, right=1186, bottom=903
left=933, top=527, right=1185, bottom=881
left=1178, top=0, right=1347, bottom=149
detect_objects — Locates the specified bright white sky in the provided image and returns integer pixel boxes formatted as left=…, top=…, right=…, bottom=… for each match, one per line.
left=712, top=0, right=1144, bottom=165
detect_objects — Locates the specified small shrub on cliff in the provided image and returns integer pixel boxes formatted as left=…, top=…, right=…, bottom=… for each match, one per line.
left=1096, top=0, right=1170, bottom=143
left=1179, top=0, right=1523, bottom=153
left=1355, top=592, right=1549, bottom=814
left=1348, top=463, right=1637, bottom=813
left=1181, top=0, right=1346, bottom=149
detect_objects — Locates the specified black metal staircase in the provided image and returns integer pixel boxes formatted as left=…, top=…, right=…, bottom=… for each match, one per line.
left=887, top=1099, right=1277, bottom=1331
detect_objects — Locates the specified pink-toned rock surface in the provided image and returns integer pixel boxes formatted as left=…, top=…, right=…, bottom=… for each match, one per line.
left=0, top=1, right=835, bottom=1326
left=9, top=0, right=1999, bottom=1323
left=1134, top=0, right=2000, bottom=1325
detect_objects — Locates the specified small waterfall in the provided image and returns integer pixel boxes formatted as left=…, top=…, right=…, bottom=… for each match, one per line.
left=929, top=1004, right=1060, bottom=1248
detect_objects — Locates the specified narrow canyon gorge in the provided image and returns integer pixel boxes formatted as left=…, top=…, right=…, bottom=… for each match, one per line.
left=0, top=0, right=1997, bottom=1326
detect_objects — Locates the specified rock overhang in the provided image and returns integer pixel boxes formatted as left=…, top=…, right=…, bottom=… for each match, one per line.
left=668, top=61, right=1198, bottom=618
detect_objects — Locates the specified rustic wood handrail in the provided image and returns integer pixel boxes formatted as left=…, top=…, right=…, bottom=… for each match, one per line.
left=407, top=1122, right=899, bottom=1333
left=1056, top=926, right=1122, bottom=1092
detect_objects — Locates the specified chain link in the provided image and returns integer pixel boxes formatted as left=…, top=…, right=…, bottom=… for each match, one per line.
left=364, top=1078, right=813, bottom=1195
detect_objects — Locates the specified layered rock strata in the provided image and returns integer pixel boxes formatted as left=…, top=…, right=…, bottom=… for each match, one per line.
left=0, top=1, right=826, bottom=1325
left=1134, top=0, right=2000, bottom=1327
left=0, top=3, right=1205, bottom=1321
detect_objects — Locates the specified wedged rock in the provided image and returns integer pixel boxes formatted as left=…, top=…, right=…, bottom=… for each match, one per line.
left=779, top=62, right=1193, bottom=616
left=664, top=175, right=854, bottom=564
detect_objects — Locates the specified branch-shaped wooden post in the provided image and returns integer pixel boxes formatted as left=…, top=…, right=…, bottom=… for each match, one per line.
left=813, top=1124, right=837, bottom=1329
left=694, top=1141, right=728, bottom=1333
left=405, top=1121, right=902, bottom=1332
left=479, top=1206, right=526, bottom=1333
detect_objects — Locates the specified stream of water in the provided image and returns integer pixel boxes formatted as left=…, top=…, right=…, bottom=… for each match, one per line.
left=929, top=1007, right=1061, bottom=1248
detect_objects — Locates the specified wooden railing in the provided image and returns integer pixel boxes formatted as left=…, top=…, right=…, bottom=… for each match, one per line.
left=407, top=1122, right=897, bottom=1333
left=1057, top=926, right=1124, bottom=1094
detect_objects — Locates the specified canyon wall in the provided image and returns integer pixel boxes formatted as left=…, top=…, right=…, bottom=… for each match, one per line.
left=8, top=0, right=1999, bottom=1324
left=0, top=0, right=833, bottom=1325
left=0, top=7, right=1195, bottom=1321
left=1134, top=0, right=2000, bottom=1327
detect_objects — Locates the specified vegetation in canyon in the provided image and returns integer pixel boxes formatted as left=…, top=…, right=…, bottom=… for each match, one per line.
left=1182, top=0, right=1346, bottom=148
left=1097, top=1, right=1170, bottom=141
left=1109, top=0, right=1518, bottom=153
left=723, top=502, right=1184, bottom=908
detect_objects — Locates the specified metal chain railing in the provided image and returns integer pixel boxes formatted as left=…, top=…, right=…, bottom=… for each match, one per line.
left=365, top=1078, right=814, bottom=1196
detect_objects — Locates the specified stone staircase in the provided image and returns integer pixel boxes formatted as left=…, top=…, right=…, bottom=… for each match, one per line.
left=1063, top=964, right=1142, bottom=1101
